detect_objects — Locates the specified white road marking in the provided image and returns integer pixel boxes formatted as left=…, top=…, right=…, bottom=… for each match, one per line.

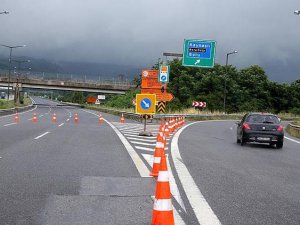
left=39, top=115, right=44, bottom=118
left=122, top=133, right=157, bottom=139
left=142, top=153, right=186, bottom=212
left=58, top=123, right=64, bottom=127
left=127, top=137, right=157, bottom=142
left=80, top=109, right=185, bottom=224
left=80, top=109, right=150, bottom=177
left=0, top=156, right=2, bottom=159
left=66, top=119, right=70, bottom=121
left=135, top=146, right=169, bottom=151
left=285, top=136, right=300, bottom=144
left=171, top=121, right=222, bottom=225
left=34, top=132, right=50, bottom=140
left=3, top=122, right=16, bottom=127
left=130, top=141, right=156, bottom=146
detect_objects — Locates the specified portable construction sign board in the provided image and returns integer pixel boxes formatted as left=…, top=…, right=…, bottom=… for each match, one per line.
left=136, top=94, right=156, bottom=114
left=182, top=39, right=216, bottom=68
left=158, top=65, right=170, bottom=83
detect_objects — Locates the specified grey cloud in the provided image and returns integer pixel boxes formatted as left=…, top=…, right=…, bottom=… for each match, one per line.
left=0, top=0, right=300, bottom=81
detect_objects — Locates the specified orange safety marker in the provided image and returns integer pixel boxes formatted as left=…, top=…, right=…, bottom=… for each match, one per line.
left=74, top=113, right=79, bottom=123
left=52, top=112, right=57, bottom=123
left=99, top=114, right=103, bottom=123
left=164, top=121, right=170, bottom=137
left=15, top=112, right=19, bottom=123
left=32, top=112, right=37, bottom=123
left=152, top=154, right=174, bottom=225
left=120, top=113, right=125, bottom=123
left=150, top=134, right=165, bottom=177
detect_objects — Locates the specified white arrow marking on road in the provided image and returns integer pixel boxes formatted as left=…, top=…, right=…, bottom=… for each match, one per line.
left=142, top=100, right=149, bottom=108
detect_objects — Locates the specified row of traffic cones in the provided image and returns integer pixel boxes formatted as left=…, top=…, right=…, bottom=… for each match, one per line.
left=150, top=117, right=185, bottom=225
left=13, top=112, right=80, bottom=124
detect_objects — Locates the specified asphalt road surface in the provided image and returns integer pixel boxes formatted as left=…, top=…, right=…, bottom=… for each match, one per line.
left=177, top=121, right=300, bottom=225
left=1, top=98, right=299, bottom=225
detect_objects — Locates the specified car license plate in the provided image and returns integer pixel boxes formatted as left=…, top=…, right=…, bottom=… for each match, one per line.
left=257, top=137, right=270, bottom=141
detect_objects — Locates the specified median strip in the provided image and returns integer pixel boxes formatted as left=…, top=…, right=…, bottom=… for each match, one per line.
left=34, top=132, right=50, bottom=140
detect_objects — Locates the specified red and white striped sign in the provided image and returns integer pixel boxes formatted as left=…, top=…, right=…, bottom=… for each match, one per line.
left=192, top=101, right=207, bottom=107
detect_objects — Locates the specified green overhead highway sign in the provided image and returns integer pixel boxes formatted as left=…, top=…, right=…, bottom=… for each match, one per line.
left=182, top=39, right=216, bottom=68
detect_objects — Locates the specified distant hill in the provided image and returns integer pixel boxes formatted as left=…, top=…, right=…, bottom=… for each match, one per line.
left=0, top=55, right=142, bottom=81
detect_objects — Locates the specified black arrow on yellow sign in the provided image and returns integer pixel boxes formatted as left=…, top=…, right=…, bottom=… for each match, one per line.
left=158, top=101, right=166, bottom=113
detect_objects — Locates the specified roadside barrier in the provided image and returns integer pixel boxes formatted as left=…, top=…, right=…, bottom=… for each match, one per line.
left=286, top=123, right=300, bottom=139
left=32, top=112, right=37, bottom=123
left=52, top=112, right=57, bottom=123
left=152, top=154, right=174, bottom=225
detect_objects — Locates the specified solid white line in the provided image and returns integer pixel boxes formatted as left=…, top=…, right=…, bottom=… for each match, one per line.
left=171, top=121, right=222, bottom=225
left=80, top=109, right=150, bottom=177
left=3, top=122, right=16, bottom=127
left=58, top=123, right=64, bottom=127
left=285, top=136, right=300, bottom=144
left=34, top=131, right=50, bottom=140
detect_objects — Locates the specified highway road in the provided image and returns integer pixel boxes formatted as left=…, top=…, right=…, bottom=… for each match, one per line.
left=176, top=121, right=300, bottom=225
left=1, top=98, right=299, bottom=225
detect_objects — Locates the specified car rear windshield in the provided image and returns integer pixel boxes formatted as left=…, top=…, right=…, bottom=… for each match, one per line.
left=246, top=114, right=280, bottom=124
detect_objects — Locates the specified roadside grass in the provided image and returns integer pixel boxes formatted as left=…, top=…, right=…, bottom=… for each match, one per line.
left=0, top=97, right=32, bottom=110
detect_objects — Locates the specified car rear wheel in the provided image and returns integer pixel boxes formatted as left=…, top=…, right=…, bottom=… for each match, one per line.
left=276, top=141, right=283, bottom=149
left=240, top=135, right=246, bottom=146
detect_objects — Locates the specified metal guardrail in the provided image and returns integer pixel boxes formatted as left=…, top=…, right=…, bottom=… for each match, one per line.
left=287, top=123, right=300, bottom=138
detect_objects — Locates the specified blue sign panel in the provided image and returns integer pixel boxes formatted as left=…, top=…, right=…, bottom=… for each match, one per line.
left=140, top=98, right=152, bottom=110
left=187, top=41, right=212, bottom=59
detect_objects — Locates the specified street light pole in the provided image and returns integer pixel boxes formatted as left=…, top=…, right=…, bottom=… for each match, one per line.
left=0, top=44, right=26, bottom=100
left=223, top=51, right=238, bottom=114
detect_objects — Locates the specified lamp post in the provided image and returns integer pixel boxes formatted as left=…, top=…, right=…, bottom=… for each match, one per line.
left=223, top=50, right=238, bottom=114
left=0, top=11, right=9, bottom=14
left=0, top=44, right=26, bottom=100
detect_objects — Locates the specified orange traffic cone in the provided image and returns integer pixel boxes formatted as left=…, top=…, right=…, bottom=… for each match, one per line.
left=32, top=112, right=37, bottom=123
left=15, top=112, right=19, bottom=123
left=152, top=154, right=174, bottom=225
left=52, top=112, right=57, bottom=123
left=164, top=121, right=170, bottom=137
left=120, top=113, right=124, bottom=123
left=99, top=114, right=103, bottom=123
left=74, top=113, right=79, bottom=123
left=150, top=134, right=165, bottom=177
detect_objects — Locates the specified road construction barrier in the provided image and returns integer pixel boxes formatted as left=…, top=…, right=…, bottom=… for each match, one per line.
left=32, top=112, right=37, bottom=123
left=152, top=154, right=174, bottom=225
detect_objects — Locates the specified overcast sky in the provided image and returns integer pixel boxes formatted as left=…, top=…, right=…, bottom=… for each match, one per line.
left=1, top=0, right=300, bottom=82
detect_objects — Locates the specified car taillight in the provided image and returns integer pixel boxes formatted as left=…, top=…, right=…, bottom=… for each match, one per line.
left=243, top=123, right=251, bottom=130
left=277, top=125, right=284, bottom=131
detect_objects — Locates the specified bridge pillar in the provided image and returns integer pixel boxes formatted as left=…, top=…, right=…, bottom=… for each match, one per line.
left=13, top=82, right=22, bottom=104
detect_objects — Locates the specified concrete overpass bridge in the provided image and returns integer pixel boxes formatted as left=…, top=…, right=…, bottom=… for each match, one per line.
left=0, top=74, right=135, bottom=94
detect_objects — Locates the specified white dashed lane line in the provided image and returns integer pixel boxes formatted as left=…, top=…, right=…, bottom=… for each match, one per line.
left=3, top=123, right=17, bottom=127
left=58, top=123, right=64, bottom=127
left=34, top=132, right=50, bottom=140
